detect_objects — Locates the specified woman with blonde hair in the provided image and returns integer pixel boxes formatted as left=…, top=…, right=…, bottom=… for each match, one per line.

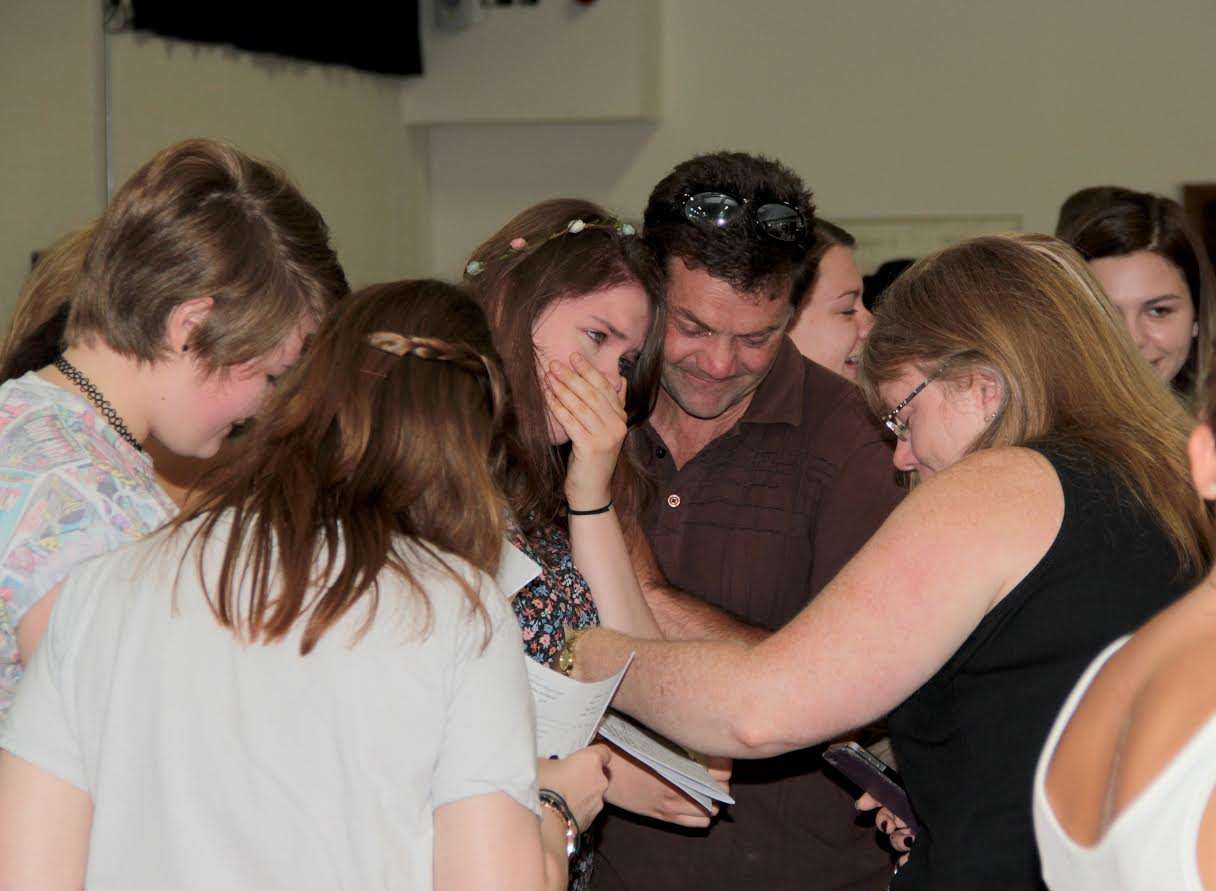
left=0, top=138, right=347, bottom=723
left=0, top=223, right=95, bottom=383
left=560, top=233, right=1210, bottom=890
left=0, top=279, right=598, bottom=890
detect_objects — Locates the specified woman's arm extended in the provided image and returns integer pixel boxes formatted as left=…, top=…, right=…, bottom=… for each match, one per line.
left=573, top=447, right=1063, bottom=757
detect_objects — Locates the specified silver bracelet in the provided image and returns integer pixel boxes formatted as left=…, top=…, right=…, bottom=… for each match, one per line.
left=539, top=787, right=581, bottom=859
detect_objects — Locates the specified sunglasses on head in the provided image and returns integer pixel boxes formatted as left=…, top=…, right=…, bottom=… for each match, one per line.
left=667, top=191, right=809, bottom=246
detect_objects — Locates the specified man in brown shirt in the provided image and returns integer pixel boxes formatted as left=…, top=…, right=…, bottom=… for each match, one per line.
left=592, top=152, right=905, bottom=891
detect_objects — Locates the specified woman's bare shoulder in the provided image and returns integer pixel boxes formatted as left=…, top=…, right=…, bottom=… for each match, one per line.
left=1121, top=621, right=1216, bottom=801
left=903, top=446, right=1062, bottom=526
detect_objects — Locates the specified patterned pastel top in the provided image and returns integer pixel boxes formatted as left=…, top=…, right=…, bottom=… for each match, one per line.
left=0, top=372, right=176, bottom=724
left=508, top=519, right=600, bottom=891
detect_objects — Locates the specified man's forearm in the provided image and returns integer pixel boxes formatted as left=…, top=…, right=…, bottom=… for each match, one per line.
left=642, top=581, right=769, bottom=644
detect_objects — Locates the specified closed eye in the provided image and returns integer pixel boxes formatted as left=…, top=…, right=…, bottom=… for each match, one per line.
left=742, top=334, right=774, bottom=348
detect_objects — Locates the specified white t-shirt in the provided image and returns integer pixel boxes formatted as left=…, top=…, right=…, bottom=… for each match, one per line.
left=0, top=517, right=539, bottom=890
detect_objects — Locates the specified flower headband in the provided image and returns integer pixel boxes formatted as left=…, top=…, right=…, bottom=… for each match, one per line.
left=465, top=217, right=637, bottom=278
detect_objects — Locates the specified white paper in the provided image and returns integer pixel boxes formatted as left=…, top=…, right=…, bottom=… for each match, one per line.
left=597, top=711, right=734, bottom=806
left=526, top=653, right=634, bottom=758
left=496, top=538, right=542, bottom=600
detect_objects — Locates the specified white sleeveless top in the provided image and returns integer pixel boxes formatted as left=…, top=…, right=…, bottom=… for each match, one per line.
left=1033, top=636, right=1216, bottom=890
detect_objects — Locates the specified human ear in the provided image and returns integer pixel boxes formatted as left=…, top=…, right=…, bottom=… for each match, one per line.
left=164, top=297, right=215, bottom=353
left=1187, top=422, right=1216, bottom=500
left=960, top=366, right=1004, bottom=422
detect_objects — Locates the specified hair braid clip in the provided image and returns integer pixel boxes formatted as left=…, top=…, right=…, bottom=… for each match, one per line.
left=365, top=331, right=507, bottom=425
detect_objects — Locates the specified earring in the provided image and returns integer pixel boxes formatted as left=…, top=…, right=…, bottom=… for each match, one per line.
left=983, top=413, right=995, bottom=423
left=1194, top=322, right=1200, bottom=339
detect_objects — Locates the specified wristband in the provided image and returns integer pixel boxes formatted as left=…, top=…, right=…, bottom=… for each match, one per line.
left=566, top=500, right=612, bottom=516
left=539, top=787, right=581, bottom=859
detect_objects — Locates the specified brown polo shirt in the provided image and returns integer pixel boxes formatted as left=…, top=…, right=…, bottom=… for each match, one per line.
left=593, top=339, right=906, bottom=891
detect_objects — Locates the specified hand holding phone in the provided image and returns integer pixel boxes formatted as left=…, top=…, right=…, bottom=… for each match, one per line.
left=822, top=741, right=920, bottom=835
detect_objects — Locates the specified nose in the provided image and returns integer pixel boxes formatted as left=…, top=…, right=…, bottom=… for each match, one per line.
left=593, top=351, right=621, bottom=383
left=856, top=304, right=876, bottom=340
left=601, top=354, right=627, bottom=397
left=1122, top=311, right=1149, bottom=352
left=893, top=437, right=918, bottom=472
left=698, top=337, right=736, bottom=379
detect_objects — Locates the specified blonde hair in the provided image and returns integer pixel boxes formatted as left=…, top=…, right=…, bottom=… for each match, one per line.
left=1, top=223, right=96, bottom=382
left=860, top=233, right=1211, bottom=573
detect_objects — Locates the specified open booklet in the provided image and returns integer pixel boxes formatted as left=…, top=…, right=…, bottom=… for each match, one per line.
left=496, top=537, right=733, bottom=810
left=523, top=654, right=735, bottom=810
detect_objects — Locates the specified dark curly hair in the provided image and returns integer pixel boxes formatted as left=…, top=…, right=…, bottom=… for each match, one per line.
left=642, top=151, right=817, bottom=306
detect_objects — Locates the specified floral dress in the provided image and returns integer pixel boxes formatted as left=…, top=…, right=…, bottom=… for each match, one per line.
left=508, top=520, right=600, bottom=891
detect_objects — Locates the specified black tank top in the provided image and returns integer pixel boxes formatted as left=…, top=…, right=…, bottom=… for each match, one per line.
left=887, top=448, right=1194, bottom=890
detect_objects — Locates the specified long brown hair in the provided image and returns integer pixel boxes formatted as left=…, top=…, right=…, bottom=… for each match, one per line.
left=69, top=138, right=348, bottom=369
left=860, top=233, right=1211, bottom=574
left=173, top=280, right=510, bottom=654
left=1058, top=189, right=1214, bottom=407
left=464, top=198, right=664, bottom=528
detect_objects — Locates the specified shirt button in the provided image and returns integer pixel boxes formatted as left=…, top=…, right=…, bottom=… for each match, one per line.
left=666, top=494, right=681, bottom=508
left=655, top=446, right=668, bottom=458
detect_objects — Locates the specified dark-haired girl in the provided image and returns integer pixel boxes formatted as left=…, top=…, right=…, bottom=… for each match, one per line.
left=1058, top=188, right=1215, bottom=406
left=465, top=198, right=730, bottom=890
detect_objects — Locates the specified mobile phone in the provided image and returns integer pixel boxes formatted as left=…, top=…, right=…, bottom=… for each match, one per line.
left=822, top=741, right=920, bottom=834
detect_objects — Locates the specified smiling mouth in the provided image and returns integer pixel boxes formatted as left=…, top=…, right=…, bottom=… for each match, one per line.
left=680, top=367, right=737, bottom=386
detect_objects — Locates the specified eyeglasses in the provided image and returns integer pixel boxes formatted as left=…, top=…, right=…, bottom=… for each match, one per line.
left=669, top=191, right=809, bottom=245
left=880, top=363, right=950, bottom=441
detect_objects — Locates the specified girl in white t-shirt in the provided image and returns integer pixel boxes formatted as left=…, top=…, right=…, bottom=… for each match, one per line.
left=0, top=279, right=594, bottom=890
left=0, top=138, right=348, bottom=725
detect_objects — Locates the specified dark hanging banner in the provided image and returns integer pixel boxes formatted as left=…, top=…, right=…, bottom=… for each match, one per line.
left=129, top=2, right=423, bottom=77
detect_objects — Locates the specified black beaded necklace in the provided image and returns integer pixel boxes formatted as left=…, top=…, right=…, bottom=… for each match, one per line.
left=53, top=356, right=143, bottom=452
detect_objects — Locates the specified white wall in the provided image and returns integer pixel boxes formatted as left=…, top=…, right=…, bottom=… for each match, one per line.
left=422, top=0, right=1216, bottom=277
left=108, top=31, right=418, bottom=291
left=0, top=0, right=420, bottom=325
left=0, top=0, right=104, bottom=324
left=8, top=0, right=1216, bottom=311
